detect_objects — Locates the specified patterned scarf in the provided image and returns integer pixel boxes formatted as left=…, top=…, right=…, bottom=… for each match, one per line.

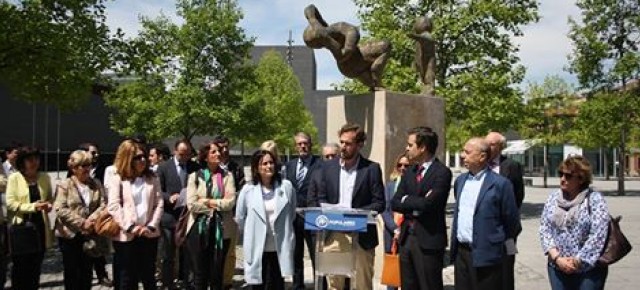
left=552, top=188, right=589, bottom=228
left=197, top=168, right=224, bottom=249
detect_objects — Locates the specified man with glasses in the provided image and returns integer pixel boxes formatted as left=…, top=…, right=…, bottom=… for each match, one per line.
left=391, top=126, right=452, bottom=290
left=285, top=132, right=322, bottom=290
left=485, top=131, right=524, bottom=290
left=157, top=139, right=199, bottom=289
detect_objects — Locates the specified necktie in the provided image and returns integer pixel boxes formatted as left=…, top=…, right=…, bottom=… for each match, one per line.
left=416, top=165, right=425, bottom=183
left=296, top=160, right=307, bottom=185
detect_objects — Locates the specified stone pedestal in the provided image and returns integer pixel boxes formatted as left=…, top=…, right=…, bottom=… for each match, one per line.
left=326, top=90, right=445, bottom=179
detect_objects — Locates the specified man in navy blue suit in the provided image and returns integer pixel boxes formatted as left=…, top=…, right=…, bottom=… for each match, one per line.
left=451, top=137, right=520, bottom=290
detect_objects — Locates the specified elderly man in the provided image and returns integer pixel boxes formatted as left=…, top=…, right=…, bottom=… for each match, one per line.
left=450, top=138, right=520, bottom=290
left=485, top=132, right=525, bottom=290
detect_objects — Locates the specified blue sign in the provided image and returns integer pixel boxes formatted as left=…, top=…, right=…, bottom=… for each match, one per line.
left=304, top=210, right=369, bottom=232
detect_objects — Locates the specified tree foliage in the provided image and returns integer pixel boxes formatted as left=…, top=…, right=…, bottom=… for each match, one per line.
left=105, top=0, right=254, bottom=141
left=243, top=50, right=317, bottom=153
left=340, top=0, right=539, bottom=149
left=0, top=0, right=118, bottom=109
left=520, top=75, right=577, bottom=145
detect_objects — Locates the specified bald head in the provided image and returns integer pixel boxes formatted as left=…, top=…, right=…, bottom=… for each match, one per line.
left=486, top=131, right=506, bottom=160
left=462, top=137, right=490, bottom=174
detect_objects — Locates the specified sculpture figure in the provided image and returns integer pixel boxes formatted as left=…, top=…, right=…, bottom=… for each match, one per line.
left=408, top=15, right=436, bottom=96
left=303, top=4, right=391, bottom=91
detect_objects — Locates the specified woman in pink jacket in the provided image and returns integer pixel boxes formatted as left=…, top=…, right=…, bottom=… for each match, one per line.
left=107, top=140, right=164, bottom=289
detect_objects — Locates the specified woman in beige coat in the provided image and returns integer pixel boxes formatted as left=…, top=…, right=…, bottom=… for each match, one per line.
left=6, top=146, right=53, bottom=290
left=54, top=150, right=108, bottom=290
left=186, top=141, right=236, bottom=290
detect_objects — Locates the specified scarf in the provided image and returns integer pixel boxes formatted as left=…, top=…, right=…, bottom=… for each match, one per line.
left=197, top=168, right=224, bottom=249
left=552, top=188, right=590, bottom=228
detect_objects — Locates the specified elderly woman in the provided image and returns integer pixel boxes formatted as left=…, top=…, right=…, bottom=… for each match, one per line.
left=185, top=142, right=236, bottom=290
left=54, top=150, right=108, bottom=290
left=539, top=155, right=610, bottom=290
left=108, top=140, right=164, bottom=289
left=236, top=150, right=296, bottom=290
left=5, top=146, right=54, bottom=289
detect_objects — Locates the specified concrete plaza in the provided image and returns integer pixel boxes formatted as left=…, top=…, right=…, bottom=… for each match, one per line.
left=26, top=176, right=640, bottom=289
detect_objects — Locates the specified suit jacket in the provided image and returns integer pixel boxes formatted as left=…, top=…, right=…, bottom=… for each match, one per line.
left=53, top=178, right=106, bottom=238
left=107, top=174, right=164, bottom=242
left=5, top=172, right=55, bottom=248
left=499, top=155, right=525, bottom=208
left=391, top=159, right=452, bottom=250
left=185, top=169, right=236, bottom=238
left=235, top=180, right=296, bottom=284
left=285, top=155, right=321, bottom=208
left=157, top=158, right=199, bottom=220
left=224, top=159, right=246, bottom=194
left=317, top=156, right=385, bottom=250
left=450, top=169, right=520, bottom=267
left=382, top=179, right=398, bottom=253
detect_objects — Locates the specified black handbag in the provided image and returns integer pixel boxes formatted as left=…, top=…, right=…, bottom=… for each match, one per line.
left=8, top=220, right=42, bottom=256
left=586, top=193, right=633, bottom=266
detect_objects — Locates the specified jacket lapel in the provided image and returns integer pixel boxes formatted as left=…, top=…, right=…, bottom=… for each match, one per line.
left=250, top=185, right=267, bottom=223
left=351, top=157, right=367, bottom=202
left=474, top=171, right=496, bottom=214
left=274, top=182, right=289, bottom=220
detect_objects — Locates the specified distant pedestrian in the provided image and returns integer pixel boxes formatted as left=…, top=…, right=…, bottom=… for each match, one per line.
left=539, top=155, right=609, bottom=290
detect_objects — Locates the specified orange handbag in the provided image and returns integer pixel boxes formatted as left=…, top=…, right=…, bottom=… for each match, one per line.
left=381, top=238, right=401, bottom=287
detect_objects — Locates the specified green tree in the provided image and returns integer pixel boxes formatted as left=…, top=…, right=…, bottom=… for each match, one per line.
left=520, top=75, right=577, bottom=187
left=243, top=50, right=317, bottom=153
left=568, top=0, right=640, bottom=194
left=0, top=0, right=118, bottom=109
left=339, top=0, right=539, bottom=150
left=105, top=0, right=255, bottom=142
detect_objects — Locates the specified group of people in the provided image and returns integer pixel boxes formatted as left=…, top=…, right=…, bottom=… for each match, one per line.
left=0, top=122, right=612, bottom=290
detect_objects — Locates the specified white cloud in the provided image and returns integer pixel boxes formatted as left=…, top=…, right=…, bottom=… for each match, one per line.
left=104, top=0, right=582, bottom=89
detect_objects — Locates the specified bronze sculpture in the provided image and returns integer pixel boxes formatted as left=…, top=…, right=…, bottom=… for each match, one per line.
left=303, top=4, right=391, bottom=91
left=409, top=15, right=436, bottom=96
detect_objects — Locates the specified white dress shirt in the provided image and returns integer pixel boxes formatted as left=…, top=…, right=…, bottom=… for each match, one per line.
left=338, top=158, right=359, bottom=208
left=456, top=169, right=487, bottom=243
left=131, top=177, right=149, bottom=225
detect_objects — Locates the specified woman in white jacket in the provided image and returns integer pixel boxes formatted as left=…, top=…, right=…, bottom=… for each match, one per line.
left=236, top=149, right=296, bottom=290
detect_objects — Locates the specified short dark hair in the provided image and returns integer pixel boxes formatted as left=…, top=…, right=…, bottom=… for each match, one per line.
left=338, top=123, right=366, bottom=144
left=150, top=143, right=170, bottom=160
left=15, top=146, right=41, bottom=173
left=250, top=150, right=282, bottom=185
left=212, top=135, right=230, bottom=145
left=408, top=126, right=438, bottom=155
left=78, top=142, right=98, bottom=152
left=174, top=139, right=193, bottom=151
left=5, top=141, right=23, bottom=155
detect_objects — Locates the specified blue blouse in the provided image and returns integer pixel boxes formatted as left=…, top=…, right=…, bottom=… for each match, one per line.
left=539, top=189, right=610, bottom=272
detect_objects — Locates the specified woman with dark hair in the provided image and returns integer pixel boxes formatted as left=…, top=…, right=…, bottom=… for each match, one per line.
left=5, top=146, right=54, bottom=289
left=236, top=150, right=296, bottom=290
left=108, top=140, right=163, bottom=289
left=184, top=142, right=236, bottom=289
left=54, top=150, right=108, bottom=290
left=539, top=155, right=610, bottom=290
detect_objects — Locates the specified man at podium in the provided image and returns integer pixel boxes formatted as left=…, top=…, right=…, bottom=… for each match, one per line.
left=317, top=123, right=385, bottom=290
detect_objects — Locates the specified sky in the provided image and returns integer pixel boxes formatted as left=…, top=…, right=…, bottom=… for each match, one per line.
left=104, top=0, right=581, bottom=90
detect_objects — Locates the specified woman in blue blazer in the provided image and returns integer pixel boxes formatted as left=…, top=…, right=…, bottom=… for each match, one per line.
left=236, top=150, right=296, bottom=289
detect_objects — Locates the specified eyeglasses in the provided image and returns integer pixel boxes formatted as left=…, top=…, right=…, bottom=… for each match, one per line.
left=132, top=154, right=146, bottom=162
left=397, top=163, right=409, bottom=169
left=558, top=171, right=575, bottom=179
left=323, top=153, right=336, bottom=159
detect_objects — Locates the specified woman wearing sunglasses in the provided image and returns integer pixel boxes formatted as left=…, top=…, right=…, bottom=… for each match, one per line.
left=108, top=140, right=164, bottom=289
left=539, top=155, right=610, bottom=290
left=54, top=150, right=108, bottom=290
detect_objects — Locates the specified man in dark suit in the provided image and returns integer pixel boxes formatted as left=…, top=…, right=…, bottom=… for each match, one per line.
left=212, top=135, right=245, bottom=290
left=451, top=137, right=520, bottom=290
left=156, top=139, right=199, bottom=289
left=285, top=132, right=322, bottom=290
left=307, top=143, right=340, bottom=208
left=486, top=131, right=525, bottom=290
left=391, top=126, right=452, bottom=290
left=317, top=123, right=385, bottom=290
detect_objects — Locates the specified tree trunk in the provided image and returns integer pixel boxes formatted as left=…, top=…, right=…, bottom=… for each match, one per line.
left=618, top=129, right=626, bottom=196
left=604, top=147, right=610, bottom=180
left=543, top=142, right=548, bottom=188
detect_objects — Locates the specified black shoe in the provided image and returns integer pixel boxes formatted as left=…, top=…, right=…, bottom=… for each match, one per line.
left=98, top=277, right=114, bottom=287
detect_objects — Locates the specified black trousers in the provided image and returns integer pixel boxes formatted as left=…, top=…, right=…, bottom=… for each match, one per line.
left=59, top=236, right=93, bottom=290
left=502, top=254, right=515, bottom=290
left=399, top=234, right=444, bottom=290
left=92, top=255, right=109, bottom=279
left=12, top=250, right=45, bottom=290
left=293, top=215, right=316, bottom=290
left=113, top=237, right=159, bottom=290
left=250, top=251, right=284, bottom=290
left=454, top=244, right=502, bottom=290
left=186, top=226, right=230, bottom=290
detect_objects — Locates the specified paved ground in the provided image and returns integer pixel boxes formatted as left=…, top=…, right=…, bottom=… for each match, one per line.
left=19, top=176, right=640, bottom=289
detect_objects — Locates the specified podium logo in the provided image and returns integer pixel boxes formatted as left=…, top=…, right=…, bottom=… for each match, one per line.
left=315, top=215, right=329, bottom=228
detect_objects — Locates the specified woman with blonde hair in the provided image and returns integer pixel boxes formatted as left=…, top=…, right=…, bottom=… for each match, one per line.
left=54, top=150, right=108, bottom=290
left=185, top=141, right=236, bottom=289
left=108, top=140, right=163, bottom=289
left=539, top=155, right=610, bottom=290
